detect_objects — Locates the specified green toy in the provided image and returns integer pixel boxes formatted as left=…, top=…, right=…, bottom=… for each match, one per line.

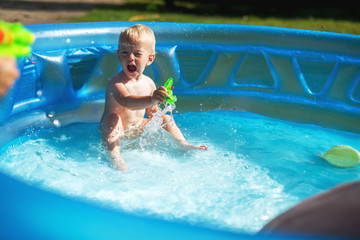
left=164, top=77, right=177, bottom=105
left=318, top=145, right=360, bottom=168
left=0, top=20, right=35, bottom=58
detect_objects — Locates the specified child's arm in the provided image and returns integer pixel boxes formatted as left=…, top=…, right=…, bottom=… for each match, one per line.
left=110, top=83, right=168, bottom=110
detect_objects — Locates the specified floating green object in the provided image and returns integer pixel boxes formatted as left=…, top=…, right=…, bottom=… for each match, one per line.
left=317, top=145, right=360, bottom=168
left=164, top=77, right=177, bottom=105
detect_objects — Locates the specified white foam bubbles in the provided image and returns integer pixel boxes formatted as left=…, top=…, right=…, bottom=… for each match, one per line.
left=1, top=111, right=360, bottom=234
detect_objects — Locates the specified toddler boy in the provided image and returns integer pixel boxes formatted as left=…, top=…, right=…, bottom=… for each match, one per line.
left=100, top=24, right=207, bottom=171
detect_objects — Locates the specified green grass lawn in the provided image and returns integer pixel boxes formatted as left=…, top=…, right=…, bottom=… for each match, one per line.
left=71, top=0, right=360, bottom=35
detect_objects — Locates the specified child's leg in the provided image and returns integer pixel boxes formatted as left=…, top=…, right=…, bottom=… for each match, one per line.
left=161, top=115, right=208, bottom=150
left=161, top=115, right=186, bottom=142
left=100, top=113, right=128, bottom=171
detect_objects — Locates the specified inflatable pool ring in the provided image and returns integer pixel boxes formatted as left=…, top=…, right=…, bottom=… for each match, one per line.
left=318, top=145, right=360, bottom=168
left=0, top=21, right=360, bottom=240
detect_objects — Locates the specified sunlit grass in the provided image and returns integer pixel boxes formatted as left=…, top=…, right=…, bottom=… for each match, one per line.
left=71, top=0, right=360, bottom=35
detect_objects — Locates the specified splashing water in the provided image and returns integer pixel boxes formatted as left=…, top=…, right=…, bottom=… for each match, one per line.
left=1, top=110, right=360, bottom=234
left=139, top=103, right=176, bottom=150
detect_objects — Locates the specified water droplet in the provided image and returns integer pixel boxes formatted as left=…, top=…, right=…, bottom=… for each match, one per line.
left=36, top=90, right=42, bottom=97
left=53, top=119, right=61, bottom=127
left=66, top=38, right=71, bottom=44
left=47, top=111, right=55, bottom=118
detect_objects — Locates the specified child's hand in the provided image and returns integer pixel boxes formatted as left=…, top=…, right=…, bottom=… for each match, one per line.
left=180, top=140, right=208, bottom=151
left=151, top=86, right=169, bottom=104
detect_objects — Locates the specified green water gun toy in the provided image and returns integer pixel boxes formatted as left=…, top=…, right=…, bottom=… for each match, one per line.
left=0, top=20, right=35, bottom=58
left=164, top=77, right=177, bottom=105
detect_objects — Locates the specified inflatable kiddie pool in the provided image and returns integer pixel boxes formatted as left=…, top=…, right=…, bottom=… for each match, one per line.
left=0, top=22, right=360, bottom=239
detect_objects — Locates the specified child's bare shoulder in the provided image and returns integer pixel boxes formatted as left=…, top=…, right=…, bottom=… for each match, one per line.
left=142, top=74, right=156, bottom=88
left=108, top=72, right=125, bottom=87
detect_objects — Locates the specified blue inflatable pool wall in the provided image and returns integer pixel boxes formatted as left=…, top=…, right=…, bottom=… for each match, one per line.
left=0, top=22, right=360, bottom=239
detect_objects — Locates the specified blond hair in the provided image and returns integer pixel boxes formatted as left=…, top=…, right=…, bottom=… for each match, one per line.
left=119, top=24, right=156, bottom=53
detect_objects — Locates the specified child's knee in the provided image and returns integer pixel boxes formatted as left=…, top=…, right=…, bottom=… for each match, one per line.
left=101, top=133, right=119, bottom=151
left=162, top=115, right=175, bottom=130
left=162, top=114, right=172, bottom=124
left=101, top=117, right=124, bottom=151
left=107, top=113, right=121, bottom=126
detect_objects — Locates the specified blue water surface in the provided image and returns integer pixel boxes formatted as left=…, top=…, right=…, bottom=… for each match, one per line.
left=0, top=110, right=359, bottom=234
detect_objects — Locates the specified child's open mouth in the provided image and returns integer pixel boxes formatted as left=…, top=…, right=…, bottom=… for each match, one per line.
left=127, top=64, right=137, bottom=73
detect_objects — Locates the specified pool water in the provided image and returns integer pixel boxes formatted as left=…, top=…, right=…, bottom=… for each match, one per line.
left=1, top=110, right=360, bottom=234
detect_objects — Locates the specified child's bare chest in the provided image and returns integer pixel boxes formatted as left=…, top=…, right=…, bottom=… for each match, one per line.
left=124, top=80, right=151, bottom=96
